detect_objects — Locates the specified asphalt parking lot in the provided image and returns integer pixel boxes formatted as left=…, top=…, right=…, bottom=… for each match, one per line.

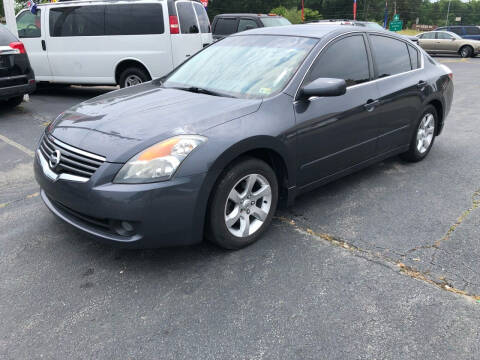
left=1, top=56, right=480, bottom=359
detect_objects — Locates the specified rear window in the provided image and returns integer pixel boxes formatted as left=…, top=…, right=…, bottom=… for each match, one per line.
left=465, top=26, right=480, bottom=35
left=50, top=6, right=104, bottom=37
left=214, top=18, right=237, bottom=35
left=17, top=10, right=42, bottom=38
left=260, top=17, right=291, bottom=27
left=237, top=19, right=258, bottom=32
left=105, top=4, right=164, bottom=35
left=0, top=25, right=17, bottom=45
left=370, top=35, right=412, bottom=77
left=176, top=2, right=199, bottom=34
left=193, top=3, right=210, bottom=33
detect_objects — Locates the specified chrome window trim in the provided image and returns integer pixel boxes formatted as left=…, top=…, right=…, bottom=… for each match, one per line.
left=37, top=150, right=90, bottom=183
left=294, top=30, right=426, bottom=100
left=50, top=135, right=106, bottom=162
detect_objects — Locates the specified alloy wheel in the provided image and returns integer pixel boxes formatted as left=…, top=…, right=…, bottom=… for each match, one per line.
left=125, top=75, right=143, bottom=87
left=416, top=113, right=435, bottom=154
left=224, top=173, right=272, bottom=238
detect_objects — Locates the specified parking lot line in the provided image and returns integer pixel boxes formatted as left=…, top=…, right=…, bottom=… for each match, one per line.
left=0, top=133, right=34, bottom=158
left=0, top=192, right=39, bottom=209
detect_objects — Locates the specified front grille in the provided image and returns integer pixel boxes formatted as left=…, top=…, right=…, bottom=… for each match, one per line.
left=39, top=135, right=105, bottom=180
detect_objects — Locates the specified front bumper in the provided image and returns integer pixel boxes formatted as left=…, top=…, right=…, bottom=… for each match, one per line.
left=34, top=151, right=208, bottom=248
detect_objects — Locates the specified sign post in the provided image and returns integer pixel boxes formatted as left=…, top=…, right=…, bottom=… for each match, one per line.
left=2, top=0, right=18, bottom=37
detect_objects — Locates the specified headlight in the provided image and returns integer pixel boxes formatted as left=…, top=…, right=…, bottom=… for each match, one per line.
left=114, top=135, right=207, bottom=183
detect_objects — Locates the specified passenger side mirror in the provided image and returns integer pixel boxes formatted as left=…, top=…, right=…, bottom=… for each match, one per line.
left=299, top=78, right=347, bottom=99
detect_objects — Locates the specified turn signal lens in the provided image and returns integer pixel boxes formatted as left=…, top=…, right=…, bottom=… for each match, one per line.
left=114, top=135, right=207, bottom=184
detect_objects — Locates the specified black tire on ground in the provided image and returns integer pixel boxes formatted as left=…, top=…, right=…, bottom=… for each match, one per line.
left=400, top=104, right=438, bottom=162
left=118, top=67, right=150, bottom=88
left=460, top=46, right=473, bottom=58
left=2, top=95, right=24, bottom=108
left=206, top=157, right=279, bottom=250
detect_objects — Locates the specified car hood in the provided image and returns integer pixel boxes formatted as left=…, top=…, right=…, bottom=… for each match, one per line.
left=49, top=82, right=262, bottom=163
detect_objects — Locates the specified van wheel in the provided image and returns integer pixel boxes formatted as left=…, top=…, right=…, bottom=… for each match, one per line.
left=119, top=67, right=150, bottom=88
left=2, top=96, right=23, bottom=108
left=206, top=157, right=279, bottom=250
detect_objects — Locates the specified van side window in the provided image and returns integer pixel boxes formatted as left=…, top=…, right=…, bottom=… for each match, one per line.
left=49, top=6, right=104, bottom=37
left=465, top=27, right=480, bottom=35
left=105, top=4, right=164, bottom=35
left=370, top=35, right=411, bottom=78
left=305, top=35, right=370, bottom=87
left=176, top=2, right=199, bottom=34
left=193, top=3, right=210, bottom=33
left=17, top=10, right=42, bottom=38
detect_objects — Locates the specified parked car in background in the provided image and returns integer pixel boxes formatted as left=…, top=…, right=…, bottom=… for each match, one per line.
left=211, top=13, right=291, bottom=41
left=0, top=24, right=35, bottom=108
left=16, top=0, right=212, bottom=88
left=309, top=19, right=418, bottom=42
left=35, top=25, right=453, bottom=250
left=416, top=30, right=480, bottom=57
left=435, top=25, right=480, bottom=41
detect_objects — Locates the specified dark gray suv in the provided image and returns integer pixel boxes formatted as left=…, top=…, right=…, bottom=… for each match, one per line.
left=35, top=25, right=453, bottom=250
left=0, top=24, right=35, bottom=107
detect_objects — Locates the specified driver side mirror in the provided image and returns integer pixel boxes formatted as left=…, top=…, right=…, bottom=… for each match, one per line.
left=299, top=78, right=347, bottom=99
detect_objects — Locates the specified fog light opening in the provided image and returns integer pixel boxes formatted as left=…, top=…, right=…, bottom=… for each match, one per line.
left=111, top=220, right=136, bottom=236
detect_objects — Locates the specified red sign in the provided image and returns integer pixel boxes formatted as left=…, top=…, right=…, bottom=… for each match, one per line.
left=201, top=0, right=208, bottom=7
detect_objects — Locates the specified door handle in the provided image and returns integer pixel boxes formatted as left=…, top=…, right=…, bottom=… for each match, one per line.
left=417, top=81, right=427, bottom=89
left=364, top=99, right=379, bottom=111
left=41, top=40, right=46, bottom=51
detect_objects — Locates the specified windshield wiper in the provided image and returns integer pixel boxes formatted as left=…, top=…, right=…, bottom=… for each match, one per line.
left=167, top=86, right=236, bottom=98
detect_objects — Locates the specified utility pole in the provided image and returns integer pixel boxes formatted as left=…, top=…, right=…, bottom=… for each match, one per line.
left=445, top=0, right=451, bottom=26
left=394, top=0, right=396, bottom=15
left=2, top=0, right=18, bottom=37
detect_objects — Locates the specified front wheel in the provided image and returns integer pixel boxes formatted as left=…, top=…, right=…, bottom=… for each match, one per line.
left=207, top=157, right=279, bottom=250
left=401, top=105, right=437, bottom=162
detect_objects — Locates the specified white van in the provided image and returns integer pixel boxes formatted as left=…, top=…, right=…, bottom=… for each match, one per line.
left=16, top=0, right=212, bottom=87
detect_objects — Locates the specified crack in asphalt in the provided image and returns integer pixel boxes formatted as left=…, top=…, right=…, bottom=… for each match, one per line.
left=0, top=192, right=39, bottom=209
left=275, top=215, right=480, bottom=303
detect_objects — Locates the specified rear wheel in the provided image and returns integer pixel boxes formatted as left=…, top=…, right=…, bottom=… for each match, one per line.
left=460, top=46, right=473, bottom=58
left=1, top=95, right=23, bottom=108
left=401, top=105, right=437, bottom=162
left=118, top=67, right=150, bottom=88
left=207, top=157, right=279, bottom=250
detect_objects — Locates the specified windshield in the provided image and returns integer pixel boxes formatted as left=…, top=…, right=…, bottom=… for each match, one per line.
left=163, top=35, right=317, bottom=99
left=260, top=17, right=292, bottom=27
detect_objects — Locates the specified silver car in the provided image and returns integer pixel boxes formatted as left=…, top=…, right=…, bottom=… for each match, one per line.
left=417, top=30, right=480, bottom=57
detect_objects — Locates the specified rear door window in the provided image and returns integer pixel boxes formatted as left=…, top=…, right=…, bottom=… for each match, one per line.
left=437, top=32, right=453, bottom=39
left=214, top=18, right=237, bottom=35
left=238, top=19, right=258, bottom=32
left=465, top=26, right=480, bottom=35
left=105, top=4, right=164, bottom=35
left=176, top=2, right=199, bottom=34
left=17, top=10, right=42, bottom=38
left=407, top=45, right=419, bottom=69
left=370, top=35, right=412, bottom=77
left=50, top=6, right=105, bottom=37
left=193, top=3, right=210, bottom=33
left=306, top=34, right=370, bottom=87
left=449, top=27, right=463, bottom=35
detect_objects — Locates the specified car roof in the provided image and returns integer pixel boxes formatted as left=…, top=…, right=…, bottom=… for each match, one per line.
left=234, top=24, right=392, bottom=39
left=214, top=13, right=283, bottom=18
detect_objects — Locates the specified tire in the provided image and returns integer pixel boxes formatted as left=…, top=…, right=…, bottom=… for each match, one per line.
left=2, top=95, right=23, bottom=108
left=118, top=67, right=150, bottom=88
left=459, top=46, right=473, bottom=58
left=207, top=157, right=279, bottom=250
left=400, top=105, right=437, bottom=162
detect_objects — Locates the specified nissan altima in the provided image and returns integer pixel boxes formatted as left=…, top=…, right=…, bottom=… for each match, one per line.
left=34, top=25, right=454, bottom=249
